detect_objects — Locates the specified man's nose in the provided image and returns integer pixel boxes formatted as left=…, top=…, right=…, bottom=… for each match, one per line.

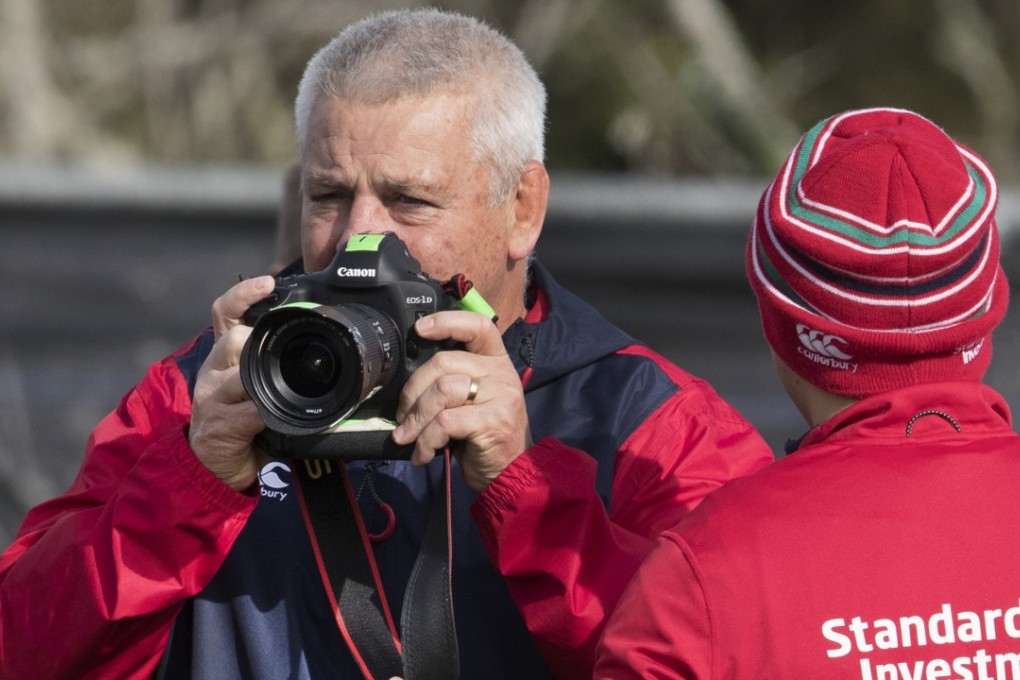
left=347, top=196, right=389, bottom=235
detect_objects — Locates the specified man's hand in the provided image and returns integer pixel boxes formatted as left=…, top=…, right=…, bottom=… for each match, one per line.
left=392, top=310, right=532, bottom=493
left=189, top=275, right=275, bottom=491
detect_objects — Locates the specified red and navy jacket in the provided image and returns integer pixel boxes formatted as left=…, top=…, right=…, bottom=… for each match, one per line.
left=0, top=261, right=771, bottom=680
left=596, top=381, right=1020, bottom=680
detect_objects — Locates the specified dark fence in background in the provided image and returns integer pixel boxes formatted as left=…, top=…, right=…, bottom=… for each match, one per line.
left=2, top=164, right=1019, bottom=545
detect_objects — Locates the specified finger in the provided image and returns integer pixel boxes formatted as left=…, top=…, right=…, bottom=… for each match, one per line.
left=412, top=399, right=531, bottom=491
left=413, top=310, right=504, bottom=356
left=188, top=398, right=265, bottom=490
left=394, top=373, right=476, bottom=445
left=408, top=399, right=507, bottom=466
left=200, top=325, right=253, bottom=375
left=463, top=375, right=480, bottom=406
left=218, top=367, right=254, bottom=406
left=407, top=406, right=463, bottom=466
left=396, top=349, right=488, bottom=419
left=409, top=446, right=439, bottom=468
left=194, top=364, right=250, bottom=416
left=189, top=358, right=265, bottom=483
left=211, top=275, right=276, bottom=339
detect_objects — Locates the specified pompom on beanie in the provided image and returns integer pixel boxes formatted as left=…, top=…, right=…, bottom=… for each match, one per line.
left=747, top=107, right=1008, bottom=397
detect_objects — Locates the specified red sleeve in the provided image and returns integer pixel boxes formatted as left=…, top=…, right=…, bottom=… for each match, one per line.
left=0, top=353, right=257, bottom=680
left=471, top=363, right=771, bottom=679
left=594, top=531, right=713, bottom=680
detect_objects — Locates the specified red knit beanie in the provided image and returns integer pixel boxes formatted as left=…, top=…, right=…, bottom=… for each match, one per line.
left=746, top=107, right=1009, bottom=397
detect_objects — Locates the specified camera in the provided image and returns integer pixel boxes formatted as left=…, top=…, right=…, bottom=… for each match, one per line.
left=240, top=232, right=486, bottom=460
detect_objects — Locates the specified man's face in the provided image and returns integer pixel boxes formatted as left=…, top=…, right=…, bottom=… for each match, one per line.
left=300, top=92, right=529, bottom=325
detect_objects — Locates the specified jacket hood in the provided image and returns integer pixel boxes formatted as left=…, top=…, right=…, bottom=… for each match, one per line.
left=503, top=260, right=637, bottom=392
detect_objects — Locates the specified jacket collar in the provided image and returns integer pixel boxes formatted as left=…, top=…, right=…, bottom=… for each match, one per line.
left=790, top=382, right=1013, bottom=452
left=501, top=260, right=635, bottom=391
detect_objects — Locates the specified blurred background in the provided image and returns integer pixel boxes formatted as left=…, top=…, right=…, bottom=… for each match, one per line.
left=3, top=0, right=1020, bottom=544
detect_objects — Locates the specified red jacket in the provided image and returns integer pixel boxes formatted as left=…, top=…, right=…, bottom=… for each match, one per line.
left=596, top=381, right=1020, bottom=680
left=0, top=263, right=771, bottom=680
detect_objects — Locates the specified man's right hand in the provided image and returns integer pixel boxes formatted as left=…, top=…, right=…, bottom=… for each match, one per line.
left=189, top=275, right=275, bottom=491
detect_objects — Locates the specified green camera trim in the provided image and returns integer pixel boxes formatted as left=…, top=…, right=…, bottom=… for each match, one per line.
left=457, top=287, right=496, bottom=321
left=275, top=301, right=322, bottom=310
left=322, top=414, right=398, bottom=433
left=344, top=233, right=387, bottom=252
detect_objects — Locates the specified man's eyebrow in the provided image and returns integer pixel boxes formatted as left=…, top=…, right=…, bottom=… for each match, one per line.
left=302, top=172, right=444, bottom=195
left=303, top=174, right=351, bottom=190
left=381, top=178, right=422, bottom=194
left=381, top=174, right=448, bottom=195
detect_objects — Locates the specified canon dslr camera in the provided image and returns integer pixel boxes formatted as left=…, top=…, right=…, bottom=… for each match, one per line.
left=240, top=232, right=484, bottom=460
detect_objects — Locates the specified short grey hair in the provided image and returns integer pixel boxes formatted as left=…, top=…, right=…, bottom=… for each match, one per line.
left=295, top=8, right=547, bottom=204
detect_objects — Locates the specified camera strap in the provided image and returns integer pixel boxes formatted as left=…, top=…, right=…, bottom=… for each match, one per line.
left=293, top=451, right=459, bottom=680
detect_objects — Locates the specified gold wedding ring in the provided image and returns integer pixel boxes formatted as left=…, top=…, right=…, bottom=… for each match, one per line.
left=464, top=376, right=480, bottom=406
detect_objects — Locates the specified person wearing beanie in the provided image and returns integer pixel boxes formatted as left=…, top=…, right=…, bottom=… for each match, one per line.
left=594, top=107, right=1020, bottom=679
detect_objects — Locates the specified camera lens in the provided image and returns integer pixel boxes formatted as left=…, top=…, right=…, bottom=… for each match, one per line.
left=279, top=336, right=340, bottom=399
left=240, top=303, right=400, bottom=433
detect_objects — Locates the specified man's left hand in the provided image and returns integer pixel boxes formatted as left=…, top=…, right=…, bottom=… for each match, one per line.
left=392, top=310, right=532, bottom=492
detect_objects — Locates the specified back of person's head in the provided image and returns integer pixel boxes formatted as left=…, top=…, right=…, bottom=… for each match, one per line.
left=747, top=107, right=1009, bottom=398
left=294, top=8, right=547, bottom=204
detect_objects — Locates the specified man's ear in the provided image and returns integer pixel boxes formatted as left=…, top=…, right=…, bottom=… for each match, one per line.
left=508, top=160, right=549, bottom=262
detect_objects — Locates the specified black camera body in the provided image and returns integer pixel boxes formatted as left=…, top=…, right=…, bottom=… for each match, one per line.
left=240, top=232, right=461, bottom=459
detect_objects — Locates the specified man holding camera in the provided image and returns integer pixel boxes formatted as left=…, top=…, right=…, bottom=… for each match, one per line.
left=0, top=9, right=771, bottom=680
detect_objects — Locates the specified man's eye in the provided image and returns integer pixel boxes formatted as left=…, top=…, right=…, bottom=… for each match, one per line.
left=394, top=194, right=430, bottom=207
left=308, top=191, right=350, bottom=203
